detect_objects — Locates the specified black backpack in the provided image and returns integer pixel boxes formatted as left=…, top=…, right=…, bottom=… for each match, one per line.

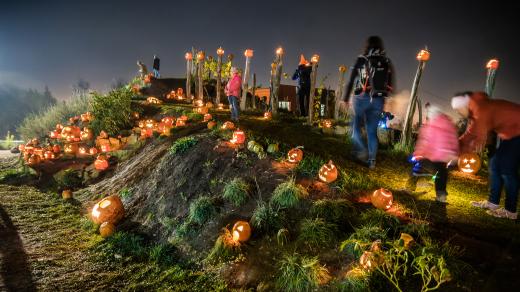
left=355, top=53, right=392, bottom=97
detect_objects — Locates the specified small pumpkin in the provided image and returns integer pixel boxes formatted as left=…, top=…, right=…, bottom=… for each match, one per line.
left=64, top=143, right=78, bottom=154
left=81, top=128, right=93, bottom=141
left=91, top=195, right=125, bottom=225
left=89, top=147, right=98, bottom=155
left=318, top=160, right=338, bottom=183
left=94, top=154, right=109, bottom=171
left=27, top=154, right=41, bottom=166
left=52, top=144, right=61, bottom=153
left=99, top=222, right=116, bottom=238
left=203, top=113, right=212, bottom=122
left=371, top=188, right=393, bottom=210
left=287, top=147, right=303, bottom=163
left=267, top=143, right=279, bottom=153
left=62, top=189, right=73, bottom=200
left=207, top=121, right=217, bottom=129
left=263, top=112, right=272, bottom=119
left=44, top=150, right=56, bottom=160
left=416, top=49, right=431, bottom=62
left=222, top=121, right=235, bottom=130
left=230, top=129, right=246, bottom=144
left=232, top=221, right=251, bottom=242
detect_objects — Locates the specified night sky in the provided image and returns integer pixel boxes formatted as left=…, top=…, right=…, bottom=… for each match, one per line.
left=1, top=0, right=519, bottom=111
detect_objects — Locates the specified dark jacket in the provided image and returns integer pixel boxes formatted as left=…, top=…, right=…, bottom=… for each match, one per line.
left=292, top=64, right=312, bottom=89
left=153, top=57, right=160, bottom=70
left=343, top=53, right=395, bottom=102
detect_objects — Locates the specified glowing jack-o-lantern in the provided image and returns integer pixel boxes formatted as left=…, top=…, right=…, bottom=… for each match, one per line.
left=222, top=121, right=235, bottom=130
left=144, top=73, right=153, bottom=84
left=52, top=144, right=61, bottom=153
left=18, top=144, right=26, bottom=152
left=147, top=96, right=162, bottom=104
left=145, top=119, right=156, bottom=129
left=217, top=103, right=225, bottom=110
left=64, top=143, right=78, bottom=154
left=100, top=144, right=111, bottom=153
left=166, top=90, right=176, bottom=99
left=80, top=112, right=93, bottom=122
left=89, top=147, right=98, bottom=155
left=416, top=49, right=431, bottom=62
left=157, top=122, right=171, bottom=136
left=176, top=119, right=186, bottom=127
left=91, top=195, right=124, bottom=225
left=99, top=222, right=116, bottom=238
left=206, top=102, right=214, bottom=108
left=203, top=113, right=212, bottom=122
left=62, top=189, right=73, bottom=200
left=78, top=145, right=88, bottom=157
left=458, top=153, right=481, bottom=174
left=371, top=188, right=393, bottom=210
left=264, top=112, right=272, bottom=119
left=141, top=128, right=153, bottom=138
left=161, top=116, right=175, bottom=127
left=322, top=119, right=333, bottom=128
left=176, top=88, right=184, bottom=99
left=81, top=128, right=93, bottom=141
left=27, top=154, right=41, bottom=166
left=49, top=130, right=60, bottom=139
left=287, top=147, right=303, bottom=163
left=44, top=151, right=56, bottom=160
left=56, top=124, right=64, bottom=131
left=230, top=129, right=246, bottom=144
left=94, top=154, right=109, bottom=171
left=195, top=106, right=208, bottom=114
left=318, top=160, right=338, bottom=183
left=194, top=99, right=204, bottom=107
left=486, top=59, right=499, bottom=70
left=178, top=115, right=188, bottom=122
left=207, top=121, right=217, bottom=129
left=232, top=221, right=251, bottom=242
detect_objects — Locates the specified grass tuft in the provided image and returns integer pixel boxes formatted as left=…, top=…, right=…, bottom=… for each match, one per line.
left=169, top=136, right=198, bottom=155
left=188, top=196, right=217, bottom=225
left=222, top=178, right=249, bottom=207
left=294, top=154, right=325, bottom=177
left=276, top=253, right=331, bottom=292
left=250, top=201, right=284, bottom=233
left=270, top=179, right=308, bottom=208
left=359, top=209, right=400, bottom=233
left=205, top=229, right=240, bottom=264
left=298, top=218, right=337, bottom=249
left=310, top=199, right=356, bottom=226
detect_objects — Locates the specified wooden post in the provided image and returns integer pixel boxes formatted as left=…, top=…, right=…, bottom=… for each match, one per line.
left=272, top=47, right=284, bottom=116
left=485, top=59, right=499, bottom=97
left=417, top=98, right=423, bottom=128
left=334, top=65, right=347, bottom=120
left=252, top=73, right=257, bottom=109
left=216, top=47, right=225, bottom=105
left=400, top=49, right=430, bottom=148
left=307, top=54, right=320, bottom=125
left=268, top=62, right=276, bottom=111
left=241, top=49, right=253, bottom=110
left=196, top=51, right=205, bottom=102
left=185, top=52, right=193, bottom=100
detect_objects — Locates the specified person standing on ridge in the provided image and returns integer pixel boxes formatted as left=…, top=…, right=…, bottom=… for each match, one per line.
left=292, top=55, right=312, bottom=117
left=153, top=54, right=160, bottom=78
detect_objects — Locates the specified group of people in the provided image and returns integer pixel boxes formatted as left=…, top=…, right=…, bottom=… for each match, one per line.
left=137, top=55, right=161, bottom=79
left=344, top=36, right=520, bottom=220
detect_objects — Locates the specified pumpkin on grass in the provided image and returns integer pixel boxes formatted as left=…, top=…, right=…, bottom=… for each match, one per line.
left=287, top=147, right=303, bottom=163
left=318, top=160, right=338, bottom=183
left=91, top=195, right=124, bottom=225
left=458, top=153, right=481, bottom=174
left=99, top=222, right=116, bottom=238
left=371, top=188, right=393, bottom=210
left=62, top=189, right=73, bottom=200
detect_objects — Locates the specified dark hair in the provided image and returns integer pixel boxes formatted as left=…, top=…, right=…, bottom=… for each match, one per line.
left=364, top=36, right=385, bottom=55
left=453, top=91, right=473, bottom=97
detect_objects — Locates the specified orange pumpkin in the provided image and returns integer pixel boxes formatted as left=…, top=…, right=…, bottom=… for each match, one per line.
left=203, top=113, right=212, bottom=122
left=27, top=154, right=41, bottom=166
left=175, top=119, right=186, bottom=127
left=486, top=59, right=499, bottom=70
left=141, top=128, right=154, bottom=138
left=416, top=49, right=431, bottom=62
left=207, top=121, right=217, bottom=129
left=161, top=116, right=175, bottom=127
left=157, top=122, right=171, bottom=136
left=458, top=153, right=481, bottom=174
left=62, top=189, right=73, bottom=200
left=91, top=195, right=125, bottom=225
left=89, top=147, right=98, bottom=155
left=18, top=144, right=26, bottom=152
left=99, top=222, right=116, bottom=238
left=49, top=130, right=60, bottom=139
left=232, top=221, right=251, bottom=242
left=287, top=147, right=303, bottom=163
left=371, top=188, right=393, bottom=210
left=52, top=144, right=61, bottom=153
left=222, top=121, right=235, bottom=130
left=99, top=131, right=109, bottom=139
left=230, top=129, right=246, bottom=144
left=56, top=124, right=64, bottom=131
left=318, top=160, right=338, bottom=183
left=81, top=128, right=93, bottom=141
left=78, top=145, right=88, bottom=157
left=322, top=119, right=333, bottom=128
left=147, top=96, right=162, bottom=104
left=166, top=90, right=176, bottom=99
left=176, top=88, right=184, bottom=98
left=64, top=143, right=78, bottom=154
left=217, top=103, right=225, bottom=110
left=264, top=112, right=272, bottom=119
left=94, top=155, right=109, bottom=171
left=100, top=144, right=111, bottom=153
left=80, top=112, right=93, bottom=122
left=44, top=151, right=56, bottom=160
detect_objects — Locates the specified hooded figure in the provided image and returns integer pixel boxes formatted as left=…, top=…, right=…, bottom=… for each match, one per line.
left=152, top=55, right=160, bottom=78
left=292, top=54, right=312, bottom=116
left=453, top=91, right=520, bottom=219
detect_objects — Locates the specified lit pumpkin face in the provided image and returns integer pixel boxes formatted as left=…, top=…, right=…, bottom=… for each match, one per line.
left=31, top=138, right=39, bottom=146
left=145, top=119, right=156, bottom=129
left=64, top=143, right=78, bottom=154
left=100, top=144, right=111, bottom=153
left=175, top=119, right=186, bottom=127
left=178, top=115, right=188, bottom=122
left=91, top=195, right=124, bottom=225
left=194, top=99, right=204, bottom=107
left=80, top=112, right=92, bottom=122
left=147, top=96, right=162, bottom=104
left=141, top=128, right=154, bottom=138
left=99, top=222, right=116, bottom=238
left=486, top=59, right=499, bottom=70
left=56, top=124, right=64, bottom=131
left=264, top=112, right=272, bottom=119
left=318, top=160, right=338, bottom=183
left=322, top=119, right=333, bottom=128
left=62, top=189, right=73, bottom=200
left=176, top=88, right=183, bottom=98
left=416, top=49, right=431, bottom=62
left=81, top=128, right=93, bottom=141
left=44, top=151, right=56, bottom=160
left=371, top=188, right=393, bottom=210
left=203, top=113, right=212, bottom=122
left=157, top=122, right=171, bottom=136
left=207, top=121, right=217, bottom=129
left=52, top=144, right=60, bottom=153
left=400, top=233, right=414, bottom=249
left=232, top=221, right=251, bottom=242
left=230, top=129, right=246, bottom=144
left=166, top=90, right=176, bottom=99
left=94, top=155, right=109, bottom=171
left=144, top=73, right=152, bottom=84
left=458, top=153, right=481, bottom=174
left=18, top=144, right=26, bottom=152
left=195, top=106, right=208, bottom=114
left=161, top=116, right=175, bottom=126
left=222, top=121, right=235, bottom=130
left=217, top=103, right=224, bottom=110
left=89, top=147, right=98, bottom=155
left=49, top=130, right=60, bottom=139
left=33, top=147, right=44, bottom=157
left=99, top=131, right=109, bottom=139
left=287, top=148, right=303, bottom=163
left=78, top=146, right=88, bottom=156
left=27, top=155, right=41, bottom=166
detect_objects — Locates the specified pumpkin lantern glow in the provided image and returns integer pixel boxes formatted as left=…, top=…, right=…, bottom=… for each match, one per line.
left=416, top=49, right=431, bottom=62
left=161, top=116, right=175, bottom=127
left=146, top=96, right=162, bottom=105
left=458, top=153, right=481, bottom=174
left=264, top=112, right=272, bottom=120
left=486, top=59, right=499, bottom=70
left=371, top=188, right=393, bottom=210
left=100, top=144, right=111, bottom=153
left=81, top=128, right=93, bottom=141
left=222, top=121, right=235, bottom=130
left=287, top=147, right=303, bottom=163
left=232, top=221, right=251, bottom=243
left=91, top=195, right=124, bottom=225
left=64, top=143, right=78, bottom=155
left=230, top=129, right=246, bottom=144
left=94, top=154, right=109, bottom=171
left=318, top=160, right=338, bottom=183
left=203, top=113, right=212, bottom=122
left=99, top=222, right=116, bottom=238
left=44, top=151, right=56, bottom=160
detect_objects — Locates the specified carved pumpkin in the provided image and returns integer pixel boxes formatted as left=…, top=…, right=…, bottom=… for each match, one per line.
left=64, top=143, right=78, bottom=154
left=144, top=73, right=153, bottom=84
left=244, top=49, right=254, bottom=58
left=318, top=160, right=338, bottom=183
left=56, top=124, right=64, bottom=131
left=62, top=189, right=73, bottom=200
left=80, top=112, right=92, bottom=122
left=371, top=188, right=393, bottom=210
left=287, top=147, right=303, bottom=163
left=230, top=129, right=246, bottom=144
left=141, top=128, right=154, bottom=138
left=416, top=49, right=431, bottom=62
left=81, top=128, right=93, bottom=141
left=99, top=131, right=109, bottom=139
left=232, top=221, right=251, bottom=242
left=52, top=144, right=61, bottom=153
left=161, top=116, right=175, bottom=127
left=94, top=154, right=109, bottom=171
left=100, top=144, right=110, bottom=153
left=27, top=154, right=41, bottom=166
left=89, top=147, right=98, bottom=155
left=217, top=103, right=224, bottom=110
left=222, top=121, right=235, bottom=130
left=31, top=138, right=39, bottom=146
left=33, top=147, right=44, bottom=157
left=179, top=115, right=188, bottom=122
left=195, top=106, right=208, bottom=114
left=78, top=145, right=88, bottom=157
left=24, top=144, right=34, bottom=154
left=147, top=96, right=162, bottom=104
left=50, top=130, right=60, bottom=139
left=322, top=119, right=333, bottom=128
left=207, top=121, right=217, bottom=129
left=177, top=88, right=184, bottom=98
left=99, top=222, right=116, bottom=238
left=194, top=99, right=204, bottom=107
left=264, top=112, right=272, bottom=119
left=487, top=59, right=499, bottom=70
left=18, top=144, right=25, bottom=152
left=458, top=153, right=481, bottom=174
left=166, top=90, right=176, bottom=99
left=91, top=195, right=124, bottom=225
left=157, top=122, right=171, bottom=136
left=44, top=151, right=56, bottom=160
left=203, top=113, right=212, bottom=122
left=176, top=119, right=186, bottom=127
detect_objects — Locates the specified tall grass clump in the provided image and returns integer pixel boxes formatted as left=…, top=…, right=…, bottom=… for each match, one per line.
left=222, top=178, right=249, bottom=207
left=340, top=225, right=388, bottom=258
left=95, top=231, right=148, bottom=261
left=338, top=169, right=379, bottom=193
left=250, top=201, right=284, bottom=233
left=310, top=199, right=356, bottom=226
left=359, top=209, right=400, bottom=233
left=205, top=229, right=240, bottom=264
left=188, top=196, right=217, bottom=225
left=297, top=218, right=337, bottom=249
left=294, top=154, right=325, bottom=177
left=170, top=137, right=198, bottom=155
left=270, top=179, right=308, bottom=208
left=276, top=253, right=331, bottom=292
left=89, top=87, right=135, bottom=136
left=18, top=94, right=91, bottom=140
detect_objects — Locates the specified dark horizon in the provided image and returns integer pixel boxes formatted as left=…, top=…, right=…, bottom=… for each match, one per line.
left=1, top=0, right=519, bottom=110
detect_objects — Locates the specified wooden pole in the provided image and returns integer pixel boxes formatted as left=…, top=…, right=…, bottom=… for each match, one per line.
left=185, top=52, right=193, bottom=100
left=485, top=59, right=499, bottom=97
left=400, top=49, right=430, bottom=148
left=334, top=65, right=347, bottom=120
left=216, top=47, right=224, bottom=105
left=241, top=49, right=253, bottom=110
left=272, top=47, right=283, bottom=116
left=196, top=51, right=205, bottom=102
left=308, top=54, right=320, bottom=125
left=417, top=98, right=423, bottom=128
left=268, top=62, right=276, bottom=111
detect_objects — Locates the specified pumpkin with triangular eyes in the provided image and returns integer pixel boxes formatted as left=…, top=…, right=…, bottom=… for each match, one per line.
left=458, top=153, right=481, bottom=174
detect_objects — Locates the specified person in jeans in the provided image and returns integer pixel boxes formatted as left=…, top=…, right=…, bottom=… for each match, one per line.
left=407, top=104, right=459, bottom=202
left=452, top=91, right=520, bottom=220
left=152, top=54, right=160, bottom=78
left=342, top=36, right=395, bottom=169
left=292, top=55, right=312, bottom=117
left=225, top=67, right=242, bottom=121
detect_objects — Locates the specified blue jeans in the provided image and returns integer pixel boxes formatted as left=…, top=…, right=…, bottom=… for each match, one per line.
left=351, top=94, right=384, bottom=162
left=489, top=136, right=520, bottom=213
left=153, top=69, right=160, bottom=78
left=228, top=96, right=240, bottom=120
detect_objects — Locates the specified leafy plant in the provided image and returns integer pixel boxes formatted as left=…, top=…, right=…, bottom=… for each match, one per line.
left=277, top=228, right=289, bottom=246
left=360, top=209, right=400, bottom=233
left=276, top=253, right=330, bottom=292
left=222, top=178, right=249, bottom=207
left=270, top=179, right=308, bottom=208
left=170, top=137, right=198, bottom=155
left=58, top=169, right=83, bottom=190
left=374, top=240, right=413, bottom=292
left=340, top=225, right=388, bottom=258
left=90, top=87, right=134, bottom=136
left=335, top=268, right=371, bottom=292
left=188, top=196, right=217, bottom=225
left=119, top=188, right=133, bottom=199
left=186, top=112, right=203, bottom=121
left=250, top=201, right=284, bottom=233
left=310, top=199, right=356, bottom=226
left=205, top=229, right=240, bottom=264
left=1, top=131, right=15, bottom=150
left=298, top=218, right=337, bottom=250
left=412, top=247, right=452, bottom=292
left=294, top=154, right=325, bottom=177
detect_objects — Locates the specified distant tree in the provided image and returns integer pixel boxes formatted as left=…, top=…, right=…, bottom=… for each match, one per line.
left=72, top=78, right=90, bottom=98
left=110, top=78, right=127, bottom=90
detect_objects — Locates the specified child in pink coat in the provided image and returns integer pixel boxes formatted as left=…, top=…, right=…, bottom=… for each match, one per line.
left=408, top=104, right=459, bottom=202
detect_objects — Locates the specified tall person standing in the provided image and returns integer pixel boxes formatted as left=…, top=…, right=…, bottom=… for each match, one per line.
left=292, top=55, right=312, bottom=117
left=153, top=54, right=160, bottom=78
left=225, top=67, right=242, bottom=122
left=342, top=36, right=395, bottom=169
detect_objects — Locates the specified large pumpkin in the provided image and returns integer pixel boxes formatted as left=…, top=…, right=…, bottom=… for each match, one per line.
left=99, top=222, right=116, bottom=238
left=232, top=221, right=251, bottom=242
left=230, top=129, right=246, bottom=144
left=371, top=188, right=393, bottom=210
left=458, top=153, right=481, bottom=174
left=91, top=195, right=125, bottom=225
left=287, top=147, right=303, bottom=163
left=318, top=160, right=338, bottom=183
left=222, top=121, right=235, bottom=130
left=94, top=155, right=109, bottom=171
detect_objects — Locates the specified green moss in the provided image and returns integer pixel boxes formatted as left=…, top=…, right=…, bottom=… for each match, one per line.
left=169, top=136, right=198, bottom=155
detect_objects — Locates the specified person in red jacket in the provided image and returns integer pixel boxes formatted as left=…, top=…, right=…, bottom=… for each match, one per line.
left=409, top=104, right=459, bottom=202
left=452, top=91, right=520, bottom=220
left=225, top=67, right=242, bottom=121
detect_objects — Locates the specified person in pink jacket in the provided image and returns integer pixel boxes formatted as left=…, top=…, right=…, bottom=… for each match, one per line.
left=225, top=67, right=242, bottom=121
left=407, top=104, right=459, bottom=202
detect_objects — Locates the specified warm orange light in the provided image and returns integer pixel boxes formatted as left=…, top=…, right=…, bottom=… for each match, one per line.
left=244, top=49, right=254, bottom=58
left=203, top=113, right=212, bottom=122
left=100, top=144, right=110, bottom=153
left=217, top=47, right=225, bottom=56
left=161, top=116, right=175, bottom=127
left=486, top=59, right=499, bottom=70
left=94, top=155, right=109, bottom=171
left=185, top=52, right=193, bottom=60
left=230, top=129, right=246, bottom=144
left=339, top=65, right=347, bottom=73
left=416, top=49, right=431, bottom=62
left=311, top=54, right=320, bottom=63
left=264, top=112, right=272, bottom=120
left=318, top=160, right=338, bottom=183
left=196, top=51, right=205, bottom=61
left=371, top=188, right=393, bottom=210
left=287, top=147, right=303, bottom=163
left=276, top=47, right=284, bottom=56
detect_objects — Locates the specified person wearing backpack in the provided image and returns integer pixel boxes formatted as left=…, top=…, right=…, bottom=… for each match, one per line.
left=342, top=36, right=395, bottom=169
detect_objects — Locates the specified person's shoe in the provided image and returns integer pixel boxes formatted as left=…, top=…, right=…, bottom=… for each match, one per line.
left=436, top=193, right=447, bottom=203
left=470, top=200, right=499, bottom=210
left=368, top=160, right=376, bottom=169
left=486, top=208, right=518, bottom=220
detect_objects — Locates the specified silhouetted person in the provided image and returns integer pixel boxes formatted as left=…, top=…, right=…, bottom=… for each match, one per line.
left=137, top=61, right=148, bottom=79
left=342, top=36, right=395, bottom=169
left=153, top=54, right=160, bottom=78
left=292, top=55, right=312, bottom=117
